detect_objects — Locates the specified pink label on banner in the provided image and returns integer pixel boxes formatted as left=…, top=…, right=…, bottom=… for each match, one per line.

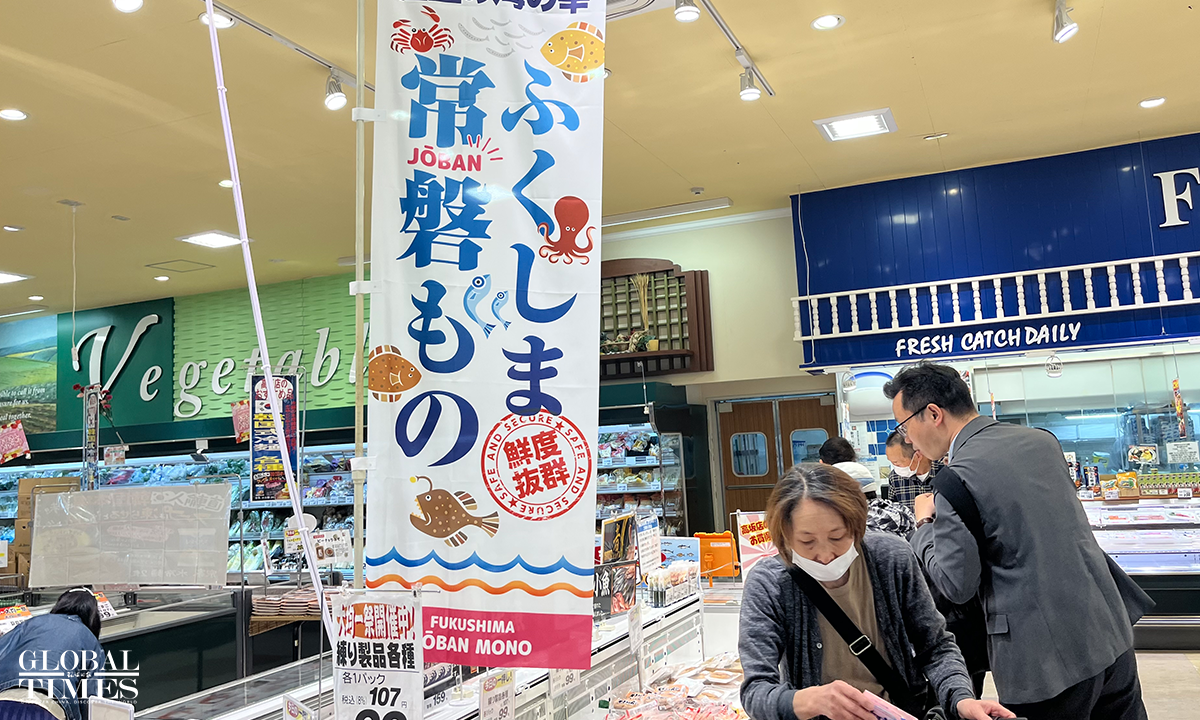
left=0, top=421, right=30, bottom=465
left=231, top=400, right=251, bottom=443
left=422, top=608, right=592, bottom=669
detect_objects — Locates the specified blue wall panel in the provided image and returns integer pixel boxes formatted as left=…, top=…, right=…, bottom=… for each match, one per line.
left=794, top=133, right=1200, bottom=366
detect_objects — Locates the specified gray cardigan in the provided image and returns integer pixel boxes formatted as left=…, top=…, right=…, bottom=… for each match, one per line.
left=739, top=533, right=974, bottom=720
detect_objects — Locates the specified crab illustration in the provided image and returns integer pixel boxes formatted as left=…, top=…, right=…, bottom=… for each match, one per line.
left=391, top=6, right=455, bottom=54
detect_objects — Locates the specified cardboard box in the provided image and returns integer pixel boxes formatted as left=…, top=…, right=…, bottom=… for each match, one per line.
left=12, top=518, right=30, bottom=549
left=17, top=554, right=30, bottom=582
left=18, top=477, right=75, bottom=518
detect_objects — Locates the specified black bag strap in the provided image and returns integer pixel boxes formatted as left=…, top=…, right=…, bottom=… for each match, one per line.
left=786, top=566, right=913, bottom=706
left=930, top=467, right=984, bottom=546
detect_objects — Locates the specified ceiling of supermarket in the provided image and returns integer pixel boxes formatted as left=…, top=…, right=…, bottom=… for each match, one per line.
left=2, top=0, right=1199, bottom=317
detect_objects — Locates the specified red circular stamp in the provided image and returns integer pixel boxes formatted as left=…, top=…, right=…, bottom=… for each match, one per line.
left=481, top=411, right=593, bottom=521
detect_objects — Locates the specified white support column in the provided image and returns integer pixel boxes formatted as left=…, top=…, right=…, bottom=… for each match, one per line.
left=889, top=289, right=898, bottom=328
left=910, top=287, right=920, bottom=327
left=1155, top=260, right=1167, bottom=302
left=830, top=296, right=840, bottom=334
left=951, top=282, right=961, bottom=323
left=849, top=293, right=859, bottom=333
left=1016, top=274, right=1027, bottom=316
left=994, top=278, right=1005, bottom=318
left=1183, top=258, right=1194, bottom=301
left=1084, top=268, right=1096, bottom=309
left=1132, top=262, right=1144, bottom=305
left=971, top=280, right=981, bottom=320
left=929, top=285, right=941, bottom=325
left=810, top=298, right=821, bottom=337
left=1060, top=270, right=1072, bottom=312
left=1037, top=272, right=1049, bottom=314
left=869, top=292, right=879, bottom=331
left=1108, top=265, right=1120, bottom=308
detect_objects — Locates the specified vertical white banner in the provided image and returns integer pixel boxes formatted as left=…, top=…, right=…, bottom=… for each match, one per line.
left=367, top=0, right=603, bottom=669
left=333, top=593, right=424, bottom=720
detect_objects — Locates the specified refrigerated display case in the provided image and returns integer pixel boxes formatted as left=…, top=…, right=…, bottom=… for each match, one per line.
left=595, top=423, right=688, bottom=535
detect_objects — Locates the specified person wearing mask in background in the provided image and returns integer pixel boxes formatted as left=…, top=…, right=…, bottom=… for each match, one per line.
left=0, top=587, right=106, bottom=720
left=738, top=463, right=1013, bottom=720
left=885, top=362, right=1155, bottom=720
left=818, top=438, right=914, bottom=539
left=884, top=432, right=942, bottom=514
left=884, top=431, right=987, bottom=698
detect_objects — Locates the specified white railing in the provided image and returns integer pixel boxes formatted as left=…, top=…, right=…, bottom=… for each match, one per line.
left=791, top=250, right=1200, bottom=341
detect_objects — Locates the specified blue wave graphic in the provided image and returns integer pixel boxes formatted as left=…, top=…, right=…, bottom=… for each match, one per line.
left=366, top=549, right=592, bottom=577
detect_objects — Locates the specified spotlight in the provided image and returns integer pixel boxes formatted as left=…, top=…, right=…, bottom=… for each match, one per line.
left=1053, top=0, right=1078, bottom=43
left=674, top=0, right=700, bottom=23
left=113, top=0, right=143, bottom=13
left=811, top=15, right=845, bottom=30
left=324, top=73, right=347, bottom=111
left=1139, top=97, right=1166, bottom=109
left=739, top=72, right=761, bottom=102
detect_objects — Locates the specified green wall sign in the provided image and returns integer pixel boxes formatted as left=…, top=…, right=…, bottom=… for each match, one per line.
left=172, top=274, right=367, bottom=420
left=56, top=299, right=175, bottom=430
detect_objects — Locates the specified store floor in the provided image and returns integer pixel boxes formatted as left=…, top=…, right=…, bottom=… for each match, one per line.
left=980, top=653, right=1200, bottom=719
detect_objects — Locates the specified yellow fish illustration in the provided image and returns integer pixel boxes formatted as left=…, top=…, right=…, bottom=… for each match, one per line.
left=541, top=22, right=605, bottom=83
left=409, top=476, right=500, bottom=548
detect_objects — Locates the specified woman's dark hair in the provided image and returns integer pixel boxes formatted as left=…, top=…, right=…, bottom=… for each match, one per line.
left=51, top=587, right=102, bottom=639
left=767, top=464, right=869, bottom=565
left=883, top=362, right=976, bottom=416
left=818, top=437, right=856, bottom=465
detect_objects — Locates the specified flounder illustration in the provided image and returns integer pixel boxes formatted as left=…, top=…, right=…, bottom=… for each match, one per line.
left=541, top=22, right=605, bottom=83
left=409, top=476, right=500, bottom=547
left=367, top=345, right=421, bottom=402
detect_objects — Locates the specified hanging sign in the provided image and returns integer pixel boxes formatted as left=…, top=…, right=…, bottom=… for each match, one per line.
left=251, top=375, right=299, bottom=501
left=83, top=385, right=101, bottom=490
left=1045, top=354, right=1063, bottom=378
left=365, top=0, right=604, bottom=670
left=1166, top=441, right=1200, bottom=465
left=103, top=445, right=128, bottom=466
left=232, top=399, right=252, bottom=443
left=736, top=511, right=778, bottom=575
left=0, top=421, right=30, bottom=465
left=333, top=592, right=423, bottom=720
left=636, top=514, right=661, bottom=577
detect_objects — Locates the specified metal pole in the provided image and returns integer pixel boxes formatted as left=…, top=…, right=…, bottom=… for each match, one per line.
left=352, top=0, right=367, bottom=590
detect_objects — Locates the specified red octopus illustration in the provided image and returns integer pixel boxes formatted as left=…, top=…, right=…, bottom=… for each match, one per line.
left=391, top=6, right=454, bottom=54
left=538, top=197, right=596, bottom=264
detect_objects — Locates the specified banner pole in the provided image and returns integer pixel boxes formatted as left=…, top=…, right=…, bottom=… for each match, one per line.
left=352, top=0, right=367, bottom=592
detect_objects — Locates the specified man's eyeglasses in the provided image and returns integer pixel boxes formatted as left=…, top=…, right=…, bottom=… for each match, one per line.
left=896, top=404, right=931, bottom=439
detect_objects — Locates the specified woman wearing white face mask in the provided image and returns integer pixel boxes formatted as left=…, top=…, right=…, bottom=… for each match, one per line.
left=738, top=464, right=1013, bottom=720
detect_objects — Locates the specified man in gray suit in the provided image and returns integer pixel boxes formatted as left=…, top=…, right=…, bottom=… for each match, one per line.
left=883, top=362, right=1154, bottom=720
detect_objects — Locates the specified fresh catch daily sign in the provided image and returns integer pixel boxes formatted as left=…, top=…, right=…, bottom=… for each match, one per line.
left=366, top=0, right=603, bottom=669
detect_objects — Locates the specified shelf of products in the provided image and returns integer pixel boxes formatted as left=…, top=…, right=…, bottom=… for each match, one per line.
left=1085, top=499, right=1200, bottom=574
left=595, top=424, right=687, bottom=536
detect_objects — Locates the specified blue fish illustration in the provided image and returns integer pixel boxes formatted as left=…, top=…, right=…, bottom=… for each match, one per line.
left=463, top=275, right=496, bottom=337
left=491, top=291, right=512, bottom=330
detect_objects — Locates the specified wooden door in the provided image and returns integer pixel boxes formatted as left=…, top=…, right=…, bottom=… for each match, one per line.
left=718, top=401, right=780, bottom=518
left=779, top=398, right=838, bottom=468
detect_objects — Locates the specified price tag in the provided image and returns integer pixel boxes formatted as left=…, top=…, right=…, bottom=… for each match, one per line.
left=616, top=483, right=627, bottom=493
left=0, top=605, right=32, bottom=635
left=93, top=593, right=118, bottom=621
left=282, top=694, right=316, bottom=720
left=1077, top=489, right=1094, bottom=500
left=312, top=529, right=352, bottom=567
left=480, top=670, right=515, bottom=720
left=1104, top=489, right=1121, bottom=501
left=1179, top=488, right=1194, bottom=499
left=332, top=593, right=423, bottom=720
left=284, top=528, right=303, bottom=554
left=549, top=668, right=580, bottom=698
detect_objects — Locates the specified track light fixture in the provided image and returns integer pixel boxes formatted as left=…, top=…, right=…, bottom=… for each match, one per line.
left=1053, top=0, right=1078, bottom=43
left=324, top=73, right=347, bottom=110
left=674, top=0, right=701, bottom=23
left=739, top=72, right=761, bottom=102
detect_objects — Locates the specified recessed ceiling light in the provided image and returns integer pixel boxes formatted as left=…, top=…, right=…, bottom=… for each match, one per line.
left=27, top=295, right=43, bottom=302
left=0, top=272, right=31, bottom=284
left=199, top=10, right=237, bottom=29
left=674, top=0, right=701, bottom=23
left=814, top=108, right=898, bottom=141
left=811, top=15, right=845, bottom=30
left=924, top=133, right=949, bottom=140
left=1139, top=97, right=1166, bottom=109
left=178, top=230, right=244, bottom=248
left=153, top=276, right=170, bottom=282
left=218, top=179, right=234, bottom=188
left=112, top=0, right=143, bottom=13
left=3, top=225, right=23, bottom=232
left=0, top=109, right=28, bottom=122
